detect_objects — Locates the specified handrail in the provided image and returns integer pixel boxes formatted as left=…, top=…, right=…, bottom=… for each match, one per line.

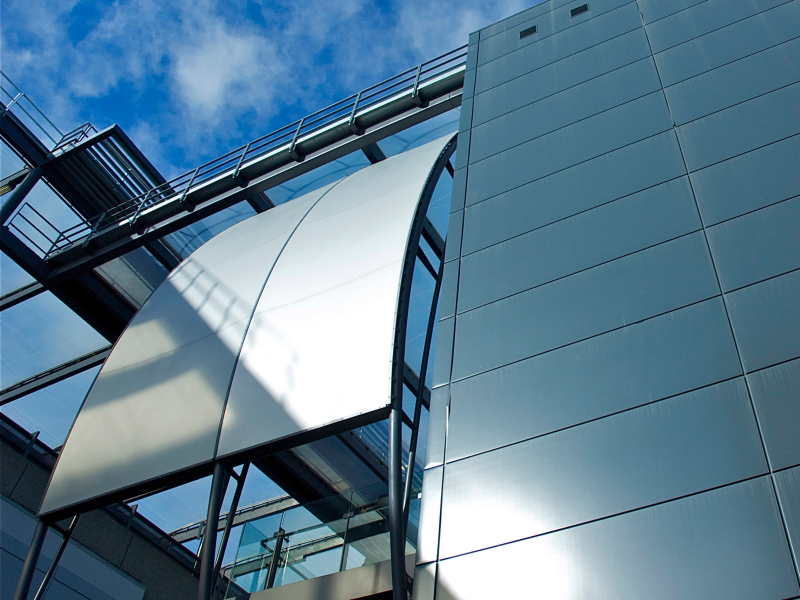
left=31, top=45, right=467, bottom=258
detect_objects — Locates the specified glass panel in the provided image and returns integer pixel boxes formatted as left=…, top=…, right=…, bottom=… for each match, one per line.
left=267, top=150, right=371, bottom=206
left=0, top=291, right=107, bottom=388
left=405, top=260, right=437, bottom=374
left=380, top=111, right=459, bottom=158
left=165, top=200, right=255, bottom=258
left=0, top=366, right=100, bottom=448
left=0, top=250, right=34, bottom=295
left=1, top=139, right=27, bottom=179
left=6, top=180, right=83, bottom=256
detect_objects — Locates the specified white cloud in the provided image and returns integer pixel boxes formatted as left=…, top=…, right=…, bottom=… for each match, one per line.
left=2, top=0, right=543, bottom=168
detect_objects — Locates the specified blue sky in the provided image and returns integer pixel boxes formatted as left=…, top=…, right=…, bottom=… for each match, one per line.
left=2, top=0, right=530, bottom=178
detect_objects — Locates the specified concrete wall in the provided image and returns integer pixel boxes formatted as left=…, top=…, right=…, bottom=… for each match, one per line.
left=418, top=0, right=800, bottom=597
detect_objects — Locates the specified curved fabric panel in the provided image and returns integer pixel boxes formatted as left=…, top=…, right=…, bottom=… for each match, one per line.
left=40, top=186, right=330, bottom=516
left=217, top=138, right=449, bottom=457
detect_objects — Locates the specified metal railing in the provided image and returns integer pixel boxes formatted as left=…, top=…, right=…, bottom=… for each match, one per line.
left=0, top=72, right=64, bottom=149
left=28, top=45, right=467, bottom=258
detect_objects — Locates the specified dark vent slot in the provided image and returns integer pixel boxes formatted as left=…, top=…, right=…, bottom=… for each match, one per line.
left=570, top=4, right=589, bottom=17
left=519, top=25, right=537, bottom=39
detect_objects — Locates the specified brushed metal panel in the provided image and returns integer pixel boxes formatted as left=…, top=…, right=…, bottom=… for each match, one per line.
left=444, top=210, right=463, bottom=263
left=474, top=3, right=642, bottom=94
left=638, top=0, right=706, bottom=24
left=412, top=563, right=436, bottom=600
left=469, top=58, right=661, bottom=164
left=654, top=1, right=800, bottom=87
left=477, top=0, right=635, bottom=66
left=450, top=168, right=466, bottom=213
left=40, top=191, right=323, bottom=516
left=447, top=298, right=742, bottom=459
left=706, top=196, right=800, bottom=292
left=691, top=133, right=800, bottom=226
left=41, top=324, right=246, bottom=516
left=217, top=137, right=450, bottom=457
left=432, top=317, right=455, bottom=389
left=726, top=269, right=800, bottom=372
left=424, top=385, right=449, bottom=470
left=416, top=466, right=443, bottom=565
left=645, top=0, right=790, bottom=53
left=458, top=177, right=701, bottom=311
left=462, top=132, right=686, bottom=249
left=775, top=466, right=800, bottom=556
left=748, top=358, right=800, bottom=470
left=439, top=260, right=459, bottom=320
left=664, top=36, right=800, bottom=126
left=466, top=92, right=672, bottom=205
left=473, top=28, right=652, bottom=127
left=436, top=477, right=799, bottom=600
left=439, top=378, right=767, bottom=558
left=677, top=82, right=800, bottom=172
left=452, top=233, right=719, bottom=380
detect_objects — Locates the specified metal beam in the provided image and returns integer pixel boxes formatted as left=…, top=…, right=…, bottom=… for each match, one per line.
left=44, top=88, right=463, bottom=282
left=421, top=217, right=445, bottom=260
left=0, top=282, right=45, bottom=311
left=246, top=191, right=275, bottom=214
left=361, top=142, right=387, bottom=164
left=1, top=346, right=111, bottom=405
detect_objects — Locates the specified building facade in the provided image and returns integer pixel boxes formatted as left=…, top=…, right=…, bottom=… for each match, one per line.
left=2, top=0, right=800, bottom=599
left=417, top=0, right=800, bottom=597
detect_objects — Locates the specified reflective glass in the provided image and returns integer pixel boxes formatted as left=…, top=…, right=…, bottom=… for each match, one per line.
left=380, top=111, right=459, bottom=158
left=165, top=201, right=256, bottom=258
left=267, top=150, right=371, bottom=205
left=5, top=180, right=83, bottom=256
left=405, top=260, right=437, bottom=376
left=0, top=250, right=34, bottom=295
left=0, top=366, right=99, bottom=448
left=0, top=291, right=107, bottom=388
left=1, top=139, right=27, bottom=179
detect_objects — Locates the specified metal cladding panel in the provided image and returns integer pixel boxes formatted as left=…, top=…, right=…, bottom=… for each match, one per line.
left=416, top=465, right=443, bottom=565
left=677, top=82, right=800, bottom=173
left=472, top=28, right=652, bottom=127
left=664, top=37, right=800, bottom=126
left=727, top=269, right=800, bottom=372
left=653, top=1, right=800, bottom=87
left=424, top=386, right=449, bottom=470
left=645, top=0, right=790, bottom=53
left=447, top=298, right=742, bottom=460
left=691, top=134, right=800, bottom=227
left=474, top=2, right=642, bottom=94
left=439, top=378, right=767, bottom=558
left=216, top=138, right=449, bottom=458
left=462, top=131, right=686, bottom=250
left=458, top=177, right=701, bottom=312
left=748, top=358, right=800, bottom=470
left=452, top=233, right=720, bottom=381
left=436, top=477, right=799, bottom=600
left=775, top=466, right=800, bottom=553
left=706, top=196, right=800, bottom=292
left=469, top=57, right=661, bottom=164
left=466, top=91, right=673, bottom=205
left=432, top=316, right=455, bottom=389
left=476, top=0, right=634, bottom=67
left=39, top=191, right=323, bottom=516
left=438, top=260, right=459, bottom=320
left=40, top=137, right=450, bottom=516
left=443, top=210, right=463, bottom=262
left=638, top=0, right=706, bottom=24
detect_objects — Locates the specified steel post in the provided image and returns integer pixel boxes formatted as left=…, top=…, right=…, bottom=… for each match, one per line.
left=32, top=516, right=78, bottom=600
left=13, top=519, right=48, bottom=600
left=198, top=462, right=228, bottom=600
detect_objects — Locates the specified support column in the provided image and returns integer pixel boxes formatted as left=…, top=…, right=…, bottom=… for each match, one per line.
left=13, top=519, right=48, bottom=600
left=198, top=462, right=228, bottom=600
left=32, top=516, right=78, bottom=600
left=388, top=402, right=407, bottom=600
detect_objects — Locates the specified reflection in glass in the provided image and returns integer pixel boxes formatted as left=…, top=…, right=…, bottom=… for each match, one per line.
left=0, top=292, right=107, bottom=388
